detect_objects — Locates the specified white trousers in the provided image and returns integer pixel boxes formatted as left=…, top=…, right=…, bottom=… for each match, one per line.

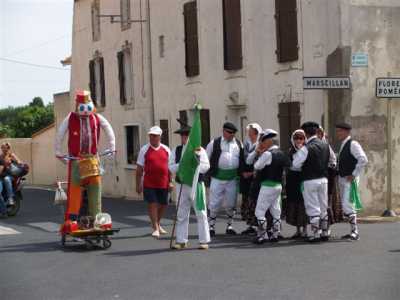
left=338, top=176, right=357, bottom=216
left=302, top=178, right=328, bottom=226
left=208, top=178, right=237, bottom=222
left=175, top=183, right=210, bottom=244
left=255, top=185, right=282, bottom=221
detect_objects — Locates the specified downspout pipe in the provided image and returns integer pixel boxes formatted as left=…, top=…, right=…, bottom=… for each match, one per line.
left=146, top=0, right=155, bottom=125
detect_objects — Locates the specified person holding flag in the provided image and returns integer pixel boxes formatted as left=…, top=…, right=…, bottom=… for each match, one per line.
left=169, top=105, right=211, bottom=250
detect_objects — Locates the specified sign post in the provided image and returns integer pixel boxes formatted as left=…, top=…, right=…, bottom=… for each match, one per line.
left=376, top=76, right=399, bottom=217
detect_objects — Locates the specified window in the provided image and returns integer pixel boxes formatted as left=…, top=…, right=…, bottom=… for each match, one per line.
left=159, top=35, right=165, bottom=58
left=117, top=46, right=134, bottom=105
left=120, top=0, right=131, bottom=31
left=275, top=0, right=299, bottom=63
left=223, top=0, right=243, bottom=70
left=89, top=55, right=106, bottom=107
left=278, top=102, right=301, bottom=152
left=125, top=125, right=140, bottom=165
left=183, top=1, right=199, bottom=77
left=91, top=0, right=101, bottom=42
left=159, top=120, right=169, bottom=146
left=200, top=109, right=210, bottom=147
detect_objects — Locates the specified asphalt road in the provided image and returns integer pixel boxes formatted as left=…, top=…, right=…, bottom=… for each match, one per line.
left=0, top=188, right=399, bottom=300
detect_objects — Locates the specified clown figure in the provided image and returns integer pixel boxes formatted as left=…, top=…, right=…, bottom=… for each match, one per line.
left=55, top=90, right=115, bottom=231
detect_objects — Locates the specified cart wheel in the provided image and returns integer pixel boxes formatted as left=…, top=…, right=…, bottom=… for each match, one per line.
left=102, top=238, right=112, bottom=249
left=61, top=234, right=66, bottom=247
left=85, top=239, right=95, bottom=250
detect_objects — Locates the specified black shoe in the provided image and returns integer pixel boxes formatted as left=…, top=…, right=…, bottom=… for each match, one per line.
left=253, top=236, right=266, bottom=245
left=290, top=232, right=302, bottom=239
left=349, top=233, right=360, bottom=241
left=320, top=235, right=329, bottom=242
left=277, top=234, right=285, bottom=240
left=241, top=227, right=256, bottom=236
left=341, top=234, right=352, bottom=239
left=210, top=229, right=216, bottom=237
left=226, top=226, right=237, bottom=235
left=308, top=236, right=321, bottom=243
left=269, top=237, right=279, bottom=243
left=343, top=232, right=360, bottom=241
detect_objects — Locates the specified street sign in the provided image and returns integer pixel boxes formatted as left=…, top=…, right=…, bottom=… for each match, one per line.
left=376, top=78, right=400, bottom=98
left=352, top=53, right=368, bottom=67
left=303, top=77, right=351, bottom=89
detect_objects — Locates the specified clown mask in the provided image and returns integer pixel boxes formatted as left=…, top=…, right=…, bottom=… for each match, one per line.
left=77, top=102, right=95, bottom=117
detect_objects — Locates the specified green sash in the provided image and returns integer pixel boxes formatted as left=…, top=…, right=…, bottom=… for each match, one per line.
left=350, top=180, right=363, bottom=211
left=261, top=180, right=282, bottom=188
left=214, top=168, right=237, bottom=181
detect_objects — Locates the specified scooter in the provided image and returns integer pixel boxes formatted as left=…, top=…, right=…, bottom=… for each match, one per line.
left=2, top=176, right=26, bottom=217
left=57, top=152, right=119, bottom=250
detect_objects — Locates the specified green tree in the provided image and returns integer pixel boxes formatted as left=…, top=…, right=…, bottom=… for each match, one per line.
left=29, top=97, right=45, bottom=108
left=0, top=97, right=54, bottom=138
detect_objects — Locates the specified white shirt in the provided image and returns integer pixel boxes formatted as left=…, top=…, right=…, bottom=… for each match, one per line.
left=339, top=136, right=368, bottom=177
left=206, top=137, right=241, bottom=169
left=136, top=143, right=171, bottom=167
left=253, top=145, right=279, bottom=170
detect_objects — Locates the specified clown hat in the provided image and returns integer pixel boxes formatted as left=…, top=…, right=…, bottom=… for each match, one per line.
left=75, top=90, right=92, bottom=104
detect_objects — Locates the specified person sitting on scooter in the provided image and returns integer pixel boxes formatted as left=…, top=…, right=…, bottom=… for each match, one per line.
left=0, top=142, right=22, bottom=206
left=0, top=157, right=9, bottom=218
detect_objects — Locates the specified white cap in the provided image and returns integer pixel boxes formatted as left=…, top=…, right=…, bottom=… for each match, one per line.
left=148, top=126, right=162, bottom=136
left=260, top=129, right=278, bottom=141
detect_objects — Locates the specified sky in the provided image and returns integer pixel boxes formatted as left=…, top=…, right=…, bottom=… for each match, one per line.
left=0, top=0, right=73, bottom=108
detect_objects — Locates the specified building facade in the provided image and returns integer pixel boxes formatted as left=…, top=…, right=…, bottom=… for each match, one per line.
left=68, top=0, right=400, bottom=215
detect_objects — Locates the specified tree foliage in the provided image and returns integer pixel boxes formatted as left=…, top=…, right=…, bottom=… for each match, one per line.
left=0, top=97, right=54, bottom=138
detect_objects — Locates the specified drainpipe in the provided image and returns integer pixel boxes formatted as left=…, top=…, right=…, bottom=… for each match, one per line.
left=146, top=0, right=156, bottom=125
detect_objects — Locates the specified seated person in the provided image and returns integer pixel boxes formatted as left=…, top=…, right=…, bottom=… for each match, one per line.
left=0, top=142, right=23, bottom=205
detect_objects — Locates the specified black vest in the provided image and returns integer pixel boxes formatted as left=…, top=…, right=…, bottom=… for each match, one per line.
left=208, top=137, right=245, bottom=177
left=338, top=139, right=357, bottom=177
left=175, top=145, right=184, bottom=183
left=257, top=149, right=291, bottom=183
left=302, top=138, right=330, bottom=180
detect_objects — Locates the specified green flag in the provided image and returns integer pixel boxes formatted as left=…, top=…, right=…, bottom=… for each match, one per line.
left=177, top=104, right=202, bottom=187
left=177, top=104, right=206, bottom=211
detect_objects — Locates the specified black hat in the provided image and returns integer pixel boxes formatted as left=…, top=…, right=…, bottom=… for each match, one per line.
left=335, top=122, right=352, bottom=130
left=260, top=129, right=278, bottom=141
left=223, top=122, right=238, bottom=133
left=174, top=126, right=191, bottom=135
left=301, top=121, right=320, bottom=131
left=174, top=118, right=191, bottom=135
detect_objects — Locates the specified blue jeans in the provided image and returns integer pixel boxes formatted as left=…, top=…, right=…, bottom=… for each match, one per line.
left=2, top=175, right=14, bottom=199
left=0, top=181, right=7, bottom=214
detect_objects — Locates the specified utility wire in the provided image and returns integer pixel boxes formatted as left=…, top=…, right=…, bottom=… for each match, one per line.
left=0, top=57, right=69, bottom=71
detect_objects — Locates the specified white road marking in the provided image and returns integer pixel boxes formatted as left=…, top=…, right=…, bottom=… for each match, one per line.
left=0, top=224, right=21, bottom=235
left=26, top=222, right=60, bottom=232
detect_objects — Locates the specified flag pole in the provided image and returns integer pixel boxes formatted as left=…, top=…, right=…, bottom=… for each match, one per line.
left=170, top=183, right=183, bottom=249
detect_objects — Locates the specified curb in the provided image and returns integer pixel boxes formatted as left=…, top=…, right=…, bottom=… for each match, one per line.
left=358, top=216, right=400, bottom=224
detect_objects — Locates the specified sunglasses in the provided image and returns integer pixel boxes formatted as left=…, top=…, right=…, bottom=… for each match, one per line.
left=294, top=136, right=305, bottom=140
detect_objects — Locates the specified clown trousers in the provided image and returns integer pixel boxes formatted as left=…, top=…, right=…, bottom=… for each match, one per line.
left=66, top=160, right=102, bottom=221
left=175, top=183, right=210, bottom=244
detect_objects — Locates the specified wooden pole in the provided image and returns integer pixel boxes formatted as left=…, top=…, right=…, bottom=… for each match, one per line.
left=169, top=183, right=183, bottom=248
